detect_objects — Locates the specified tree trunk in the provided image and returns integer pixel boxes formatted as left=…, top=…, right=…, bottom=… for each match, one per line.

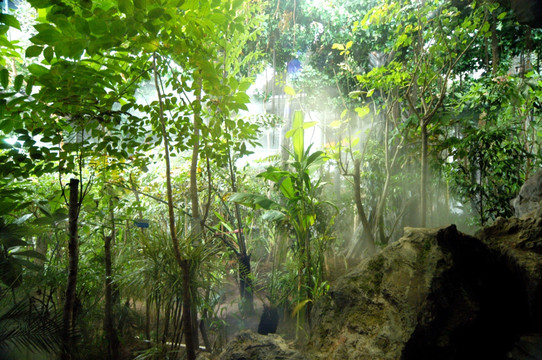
left=129, top=178, right=152, bottom=342
left=420, top=122, right=429, bottom=227
left=154, top=54, right=196, bottom=360
left=238, top=253, right=253, bottom=312
left=227, top=148, right=253, bottom=313
left=353, top=159, right=375, bottom=247
left=61, top=178, right=80, bottom=360
left=491, top=11, right=499, bottom=74
left=104, top=235, right=119, bottom=360
left=181, top=259, right=196, bottom=359
left=188, top=78, right=203, bottom=350
left=304, top=230, right=312, bottom=327
left=104, top=198, right=119, bottom=360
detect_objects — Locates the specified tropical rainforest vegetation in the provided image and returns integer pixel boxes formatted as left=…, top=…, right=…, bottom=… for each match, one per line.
left=0, top=0, right=541, bottom=359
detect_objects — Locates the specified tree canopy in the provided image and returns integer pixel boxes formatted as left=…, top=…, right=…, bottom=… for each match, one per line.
left=0, top=0, right=541, bottom=358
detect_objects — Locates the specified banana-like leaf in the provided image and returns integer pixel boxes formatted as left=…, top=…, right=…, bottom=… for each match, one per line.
left=261, top=210, right=286, bottom=222
left=229, top=192, right=280, bottom=211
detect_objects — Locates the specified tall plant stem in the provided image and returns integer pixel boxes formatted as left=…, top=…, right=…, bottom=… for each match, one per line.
left=153, top=53, right=196, bottom=360
left=227, top=147, right=253, bottom=312
left=420, top=122, right=428, bottom=227
left=104, top=197, right=119, bottom=360
left=62, top=178, right=80, bottom=360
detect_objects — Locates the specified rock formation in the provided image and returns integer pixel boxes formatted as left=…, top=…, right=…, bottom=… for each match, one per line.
left=511, top=170, right=542, bottom=217
left=308, top=221, right=542, bottom=360
left=217, top=330, right=306, bottom=360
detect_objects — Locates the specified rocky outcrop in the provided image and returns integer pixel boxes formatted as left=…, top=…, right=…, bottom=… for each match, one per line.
left=476, top=211, right=542, bottom=330
left=308, top=224, right=538, bottom=360
left=217, top=212, right=542, bottom=360
left=511, top=171, right=542, bottom=217
left=217, top=330, right=306, bottom=360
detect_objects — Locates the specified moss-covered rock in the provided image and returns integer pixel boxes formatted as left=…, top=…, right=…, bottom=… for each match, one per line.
left=308, top=223, right=538, bottom=360
left=308, top=226, right=455, bottom=359
left=217, top=330, right=306, bottom=360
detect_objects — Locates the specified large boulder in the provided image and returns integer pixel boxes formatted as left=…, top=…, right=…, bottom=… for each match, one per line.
left=218, top=330, right=306, bottom=360
left=511, top=170, right=542, bottom=218
left=308, top=224, right=536, bottom=360
left=476, top=213, right=542, bottom=328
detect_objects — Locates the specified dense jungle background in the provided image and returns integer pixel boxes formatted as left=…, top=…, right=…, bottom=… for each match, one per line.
left=1, top=0, right=542, bottom=359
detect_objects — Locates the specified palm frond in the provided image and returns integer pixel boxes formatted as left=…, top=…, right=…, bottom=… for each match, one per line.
left=0, top=297, right=65, bottom=354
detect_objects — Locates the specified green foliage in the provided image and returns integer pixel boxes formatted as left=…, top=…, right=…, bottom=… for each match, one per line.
left=231, top=116, right=337, bottom=326
left=0, top=296, right=64, bottom=354
left=444, top=125, right=526, bottom=225
left=1, top=0, right=542, bottom=355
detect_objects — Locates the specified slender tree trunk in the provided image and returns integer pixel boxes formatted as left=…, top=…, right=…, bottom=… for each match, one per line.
left=353, top=159, right=376, bottom=246
left=145, top=297, right=151, bottom=342
left=227, top=148, right=253, bottom=313
left=153, top=54, right=196, bottom=360
left=304, top=230, right=312, bottom=327
left=129, top=178, right=152, bottom=342
left=104, top=235, right=119, bottom=360
left=491, top=11, right=499, bottom=74
left=188, top=78, right=203, bottom=350
left=238, top=253, right=253, bottom=312
left=61, top=178, right=80, bottom=360
left=181, top=259, right=195, bottom=358
left=420, top=122, right=429, bottom=227
left=104, top=198, right=119, bottom=360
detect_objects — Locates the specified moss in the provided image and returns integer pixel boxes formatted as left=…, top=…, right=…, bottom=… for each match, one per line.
left=417, top=237, right=433, bottom=266
left=361, top=255, right=386, bottom=296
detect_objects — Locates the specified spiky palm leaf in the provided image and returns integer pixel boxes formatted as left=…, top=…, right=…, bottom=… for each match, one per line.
left=0, top=296, right=64, bottom=354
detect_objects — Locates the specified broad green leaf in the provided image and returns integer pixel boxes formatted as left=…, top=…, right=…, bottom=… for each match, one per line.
left=12, top=258, right=42, bottom=271
left=27, top=64, right=49, bottom=76
left=292, top=299, right=312, bottom=317
left=0, top=14, right=20, bottom=30
left=232, top=0, right=244, bottom=10
left=89, top=18, right=107, bottom=35
left=291, top=110, right=304, bottom=162
left=119, top=0, right=134, bottom=14
left=284, top=85, right=296, bottom=96
left=13, top=75, right=23, bottom=92
left=481, top=21, right=490, bottom=33
left=31, top=28, right=63, bottom=45
left=0, top=68, right=8, bottom=89
left=355, top=106, right=370, bottom=118
left=79, top=0, right=92, bottom=9
left=349, top=90, right=363, bottom=98
left=229, top=192, right=280, bottom=210
left=148, top=7, right=165, bottom=19
left=303, top=121, right=317, bottom=129
left=262, top=210, right=286, bottom=222
left=133, top=0, right=146, bottom=9
left=305, top=150, right=324, bottom=168
left=25, top=45, right=43, bottom=58
left=329, top=120, right=341, bottom=128
left=278, top=176, right=295, bottom=199
left=43, top=46, right=54, bottom=63
left=11, top=249, right=47, bottom=261
left=74, top=16, right=90, bottom=35
left=25, top=76, right=35, bottom=95
left=210, top=13, right=227, bottom=25
left=367, top=88, right=375, bottom=97
left=28, top=0, right=53, bottom=8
